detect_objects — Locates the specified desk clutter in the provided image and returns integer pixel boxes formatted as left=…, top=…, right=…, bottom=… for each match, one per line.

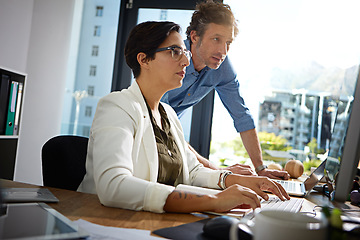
left=153, top=218, right=214, bottom=240
left=2, top=180, right=360, bottom=240
left=153, top=209, right=360, bottom=240
left=73, top=219, right=162, bottom=240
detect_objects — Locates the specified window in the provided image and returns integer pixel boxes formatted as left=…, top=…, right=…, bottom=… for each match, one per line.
left=160, top=10, right=168, bottom=20
left=96, top=6, right=103, bottom=17
left=137, top=8, right=195, bottom=141
left=92, top=45, right=99, bottom=56
left=89, top=65, right=96, bottom=76
left=94, top=26, right=101, bottom=36
left=88, top=85, right=95, bottom=96
left=82, top=126, right=91, bottom=136
left=85, top=106, right=92, bottom=117
left=61, top=1, right=120, bottom=137
left=209, top=0, right=360, bottom=169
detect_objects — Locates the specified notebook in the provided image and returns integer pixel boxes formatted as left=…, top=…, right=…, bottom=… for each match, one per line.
left=274, top=159, right=327, bottom=197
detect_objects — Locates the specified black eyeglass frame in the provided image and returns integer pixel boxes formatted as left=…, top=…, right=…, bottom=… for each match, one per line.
left=155, top=46, right=192, bottom=61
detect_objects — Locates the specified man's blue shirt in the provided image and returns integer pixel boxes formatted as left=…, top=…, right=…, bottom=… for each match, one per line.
left=161, top=40, right=255, bottom=133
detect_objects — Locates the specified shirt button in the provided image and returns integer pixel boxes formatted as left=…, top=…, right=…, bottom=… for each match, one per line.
left=188, top=93, right=191, bottom=96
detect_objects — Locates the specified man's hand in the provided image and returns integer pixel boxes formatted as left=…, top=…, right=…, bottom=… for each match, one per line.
left=257, top=168, right=290, bottom=180
left=223, top=164, right=256, bottom=176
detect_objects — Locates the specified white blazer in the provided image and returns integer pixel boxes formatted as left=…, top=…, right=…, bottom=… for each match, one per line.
left=78, top=81, right=222, bottom=213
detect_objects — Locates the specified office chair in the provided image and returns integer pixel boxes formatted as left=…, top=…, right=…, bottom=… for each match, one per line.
left=42, top=135, right=88, bottom=191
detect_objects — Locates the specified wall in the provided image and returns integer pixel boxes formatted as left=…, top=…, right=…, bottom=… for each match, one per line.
left=0, top=1, right=33, bottom=71
left=0, top=0, right=76, bottom=184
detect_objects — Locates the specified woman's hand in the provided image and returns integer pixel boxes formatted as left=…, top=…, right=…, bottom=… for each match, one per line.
left=211, top=184, right=261, bottom=212
left=226, top=174, right=290, bottom=201
left=164, top=184, right=261, bottom=213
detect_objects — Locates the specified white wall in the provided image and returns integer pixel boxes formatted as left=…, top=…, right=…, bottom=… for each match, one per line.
left=0, top=0, right=76, bottom=185
left=0, top=0, right=33, bottom=71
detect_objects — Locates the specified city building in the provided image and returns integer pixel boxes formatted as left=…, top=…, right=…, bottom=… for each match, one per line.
left=61, top=0, right=120, bottom=136
left=259, top=89, right=352, bottom=152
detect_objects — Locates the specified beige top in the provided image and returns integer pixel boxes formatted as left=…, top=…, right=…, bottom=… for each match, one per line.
left=145, top=99, right=183, bottom=186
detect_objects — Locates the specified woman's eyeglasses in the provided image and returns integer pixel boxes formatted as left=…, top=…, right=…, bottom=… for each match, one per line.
left=155, top=46, right=192, bottom=61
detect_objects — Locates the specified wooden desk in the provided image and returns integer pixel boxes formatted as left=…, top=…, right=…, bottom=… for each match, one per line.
left=0, top=179, right=210, bottom=232
left=2, top=179, right=349, bottom=232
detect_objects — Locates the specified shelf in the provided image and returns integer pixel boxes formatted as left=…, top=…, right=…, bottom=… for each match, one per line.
left=0, top=66, right=26, bottom=180
left=0, top=135, right=19, bottom=139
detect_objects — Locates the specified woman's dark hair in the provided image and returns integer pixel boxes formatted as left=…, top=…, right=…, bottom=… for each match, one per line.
left=125, top=21, right=181, bottom=78
left=186, top=1, right=238, bottom=42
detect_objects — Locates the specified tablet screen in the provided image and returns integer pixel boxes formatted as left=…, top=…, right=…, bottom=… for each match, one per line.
left=0, top=203, right=88, bottom=240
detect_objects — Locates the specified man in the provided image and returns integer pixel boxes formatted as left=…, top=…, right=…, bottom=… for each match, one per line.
left=162, top=1, right=290, bottom=179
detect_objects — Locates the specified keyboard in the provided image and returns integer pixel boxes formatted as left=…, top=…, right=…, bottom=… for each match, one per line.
left=261, top=196, right=304, bottom=212
left=244, top=196, right=304, bottom=220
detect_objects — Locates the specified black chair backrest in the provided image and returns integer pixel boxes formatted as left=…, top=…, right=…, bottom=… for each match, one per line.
left=42, top=135, right=88, bottom=191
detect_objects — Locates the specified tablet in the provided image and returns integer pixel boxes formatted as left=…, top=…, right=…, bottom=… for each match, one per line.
left=0, top=202, right=89, bottom=240
left=2, top=188, right=59, bottom=203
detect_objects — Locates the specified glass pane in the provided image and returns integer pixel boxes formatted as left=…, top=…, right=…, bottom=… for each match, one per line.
left=61, top=1, right=120, bottom=137
left=138, top=8, right=193, bottom=39
left=137, top=8, right=194, bottom=141
left=210, top=0, right=360, bottom=172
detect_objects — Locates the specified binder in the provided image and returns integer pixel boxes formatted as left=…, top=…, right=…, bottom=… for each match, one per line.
left=13, top=82, right=23, bottom=135
left=0, top=74, right=11, bottom=135
left=5, top=81, right=18, bottom=135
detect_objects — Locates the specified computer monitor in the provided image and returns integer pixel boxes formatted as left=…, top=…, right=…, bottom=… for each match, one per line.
left=329, top=66, right=360, bottom=203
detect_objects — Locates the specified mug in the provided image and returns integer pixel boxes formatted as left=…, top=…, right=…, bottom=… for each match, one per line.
left=230, top=210, right=327, bottom=240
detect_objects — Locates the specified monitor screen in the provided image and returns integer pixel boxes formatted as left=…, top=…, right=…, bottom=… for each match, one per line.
left=325, top=66, right=360, bottom=203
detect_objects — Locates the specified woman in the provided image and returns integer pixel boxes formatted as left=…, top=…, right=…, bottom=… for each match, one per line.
left=78, top=21, right=289, bottom=213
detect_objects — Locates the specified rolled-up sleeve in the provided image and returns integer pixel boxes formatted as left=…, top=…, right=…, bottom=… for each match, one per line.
left=215, top=58, right=255, bottom=133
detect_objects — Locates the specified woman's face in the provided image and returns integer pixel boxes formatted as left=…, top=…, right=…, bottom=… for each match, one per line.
left=148, top=31, right=190, bottom=91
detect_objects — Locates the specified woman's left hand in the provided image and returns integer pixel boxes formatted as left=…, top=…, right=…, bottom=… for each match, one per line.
left=225, top=174, right=291, bottom=201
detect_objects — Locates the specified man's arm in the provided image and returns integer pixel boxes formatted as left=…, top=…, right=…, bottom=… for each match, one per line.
left=240, top=128, right=290, bottom=179
left=239, top=129, right=262, bottom=169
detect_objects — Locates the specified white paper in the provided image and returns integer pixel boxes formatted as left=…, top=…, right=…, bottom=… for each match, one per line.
left=73, top=219, right=164, bottom=240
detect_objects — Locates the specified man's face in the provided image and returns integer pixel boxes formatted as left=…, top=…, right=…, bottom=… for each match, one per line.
left=191, top=23, right=234, bottom=71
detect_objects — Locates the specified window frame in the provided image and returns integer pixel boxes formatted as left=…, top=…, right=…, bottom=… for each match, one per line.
left=92, top=45, right=99, bottom=56
left=96, top=6, right=104, bottom=17
left=85, top=106, right=92, bottom=117
left=87, top=85, right=95, bottom=96
left=89, top=65, right=96, bottom=76
left=93, top=25, right=101, bottom=36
